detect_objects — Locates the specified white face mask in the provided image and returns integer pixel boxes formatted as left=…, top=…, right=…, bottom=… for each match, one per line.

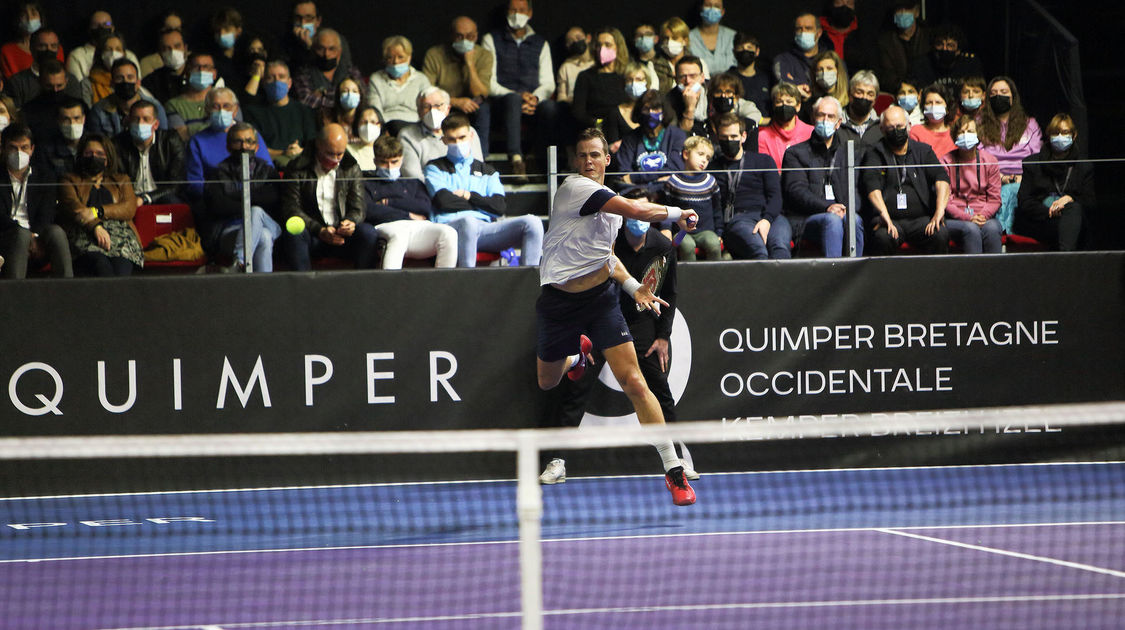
left=423, top=108, right=446, bottom=131
left=60, top=122, right=84, bottom=141
left=102, top=49, right=124, bottom=69
left=662, top=39, right=684, bottom=57
left=507, top=12, right=530, bottom=30
left=6, top=149, right=30, bottom=172
left=0, top=114, right=9, bottom=132
left=161, top=49, right=185, bottom=70
left=358, top=122, right=381, bottom=144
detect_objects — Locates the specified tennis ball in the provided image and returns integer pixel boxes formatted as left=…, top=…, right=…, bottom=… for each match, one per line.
left=285, top=216, right=306, bottom=235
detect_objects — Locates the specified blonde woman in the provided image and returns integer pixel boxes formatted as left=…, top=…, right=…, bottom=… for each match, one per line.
left=366, top=35, right=431, bottom=136
left=572, top=27, right=629, bottom=132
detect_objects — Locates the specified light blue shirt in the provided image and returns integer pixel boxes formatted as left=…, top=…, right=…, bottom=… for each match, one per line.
left=423, top=155, right=505, bottom=223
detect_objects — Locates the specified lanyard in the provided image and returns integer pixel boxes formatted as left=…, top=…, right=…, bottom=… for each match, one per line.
left=1053, top=166, right=1073, bottom=196
left=10, top=171, right=28, bottom=218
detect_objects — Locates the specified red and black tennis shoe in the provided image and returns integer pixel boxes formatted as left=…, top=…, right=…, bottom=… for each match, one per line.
left=566, top=335, right=594, bottom=381
left=665, top=466, right=696, bottom=506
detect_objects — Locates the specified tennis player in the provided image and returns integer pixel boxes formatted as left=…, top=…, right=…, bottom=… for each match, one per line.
left=536, top=127, right=699, bottom=506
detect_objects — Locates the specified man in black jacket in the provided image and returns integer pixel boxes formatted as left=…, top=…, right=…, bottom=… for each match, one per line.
left=115, top=100, right=186, bottom=206
left=280, top=123, right=378, bottom=270
left=201, top=124, right=282, bottom=271
left=0, top=124, right=72, bottom=278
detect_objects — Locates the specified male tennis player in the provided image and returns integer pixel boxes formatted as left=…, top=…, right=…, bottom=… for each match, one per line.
left=536, top=127, right=698, bottom=506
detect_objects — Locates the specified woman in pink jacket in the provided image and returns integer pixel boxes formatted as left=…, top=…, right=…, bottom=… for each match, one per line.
left=939, top=115, right=1002, bottom=253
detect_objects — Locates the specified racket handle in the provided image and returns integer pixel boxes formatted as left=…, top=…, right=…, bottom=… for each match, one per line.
left=672, top=230, right=687, bottom=246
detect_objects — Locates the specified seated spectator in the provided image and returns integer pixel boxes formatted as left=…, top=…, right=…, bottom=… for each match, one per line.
left=664, top=135, right=723, bottom=261
left=690, top=0, right=737, bottom=79
left=66, top=10, right=140, bottom=82
left=364, top=134, right=457, bottom=269
left=819, top=0, right=870, bottom=73
left=801, top=50, right=849, bottom=124
left=758, top=82, right=813, bottom=173
left=292, top=28, right=363, bottom=112
left=244, top=60, right=316, bottom=169
left=165, top=53, right=219, bottom=141
left=2, top=2, right=63, bottom=79
left=666, top=55, right=708, bottom=136
left=956, top=75, right=986, bottom=120
left=59, top=132, right=143, bottom=276
left=201, top=123, right=282, bottom=271
left=185, top=87, right=272, bottom=200
left=909, top=83, right=954, bottom=157
left=481, top=0, right=558, bottom=176
left=979, top=75, right=1042, bottom=233
left=600, top=61, right=648, bottom=152
left=19, top=59, right=72, bottom=139
left=114, top=100, right=185, bottom=205
left=5, top=27, right=78, bottom=107
left=782, top=96, right=866, bottom=257
left=706, top=71, right=762, bottom=136
left=345, top=104, right=383, bottom=171
left=318, top=77, right=363, bottom=143
left=774, top=11, right=829, bottom=99
left=280, top=122, right=378, bottom=269
left=731, top=32, right=770, bottom=117
left=709, top=112, right=789, bottom=259
left=80, top=32, right=129, bottom=107
left=207, top=7, right=243, bottom=88
left=939, top=114, right=1001, bottom=253
left=141, top=28, right=189, bottom=105
left=555, top=27, right=594, bottom=104
left=656, top=18, right=698, bottom=93
left=367, top=36, right=430, bottom=137
left=423, top=17, right=493, bottom=146
left=423, top=112, right=542, bottom=267
left=1014, top=113, right=1091, bottom=251
left=631, top=24, right=661, bottom=89
left=896, top=79, right=923, bottom=126
left=39, top=97, right=84, bottom=176
left=877, top=2, right=930, bottom=95
left=612, top=90, right=686, bottom=196
left=861, top=105, right=950, bottom=255
left=572, top=28, right=629, bottom=134
left=0, top=122, right=70, bottom=278
left=908, top=24, right=982, bottom=97
left=137, top=11, right=182, bottom=78
left=282, top=1, right=354, bottom=73
left=400, top=87, right=484, bottom=181
left=88, top=59, right=169, bottom=137
left=0, top=95, right=15, bottom=133
left=235, top=35, right=272, bottom=104
left=836, top=70, right=882, bottom=154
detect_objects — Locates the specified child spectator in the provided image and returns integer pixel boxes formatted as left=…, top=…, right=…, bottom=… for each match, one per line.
left=663, top=135, right=723, bottom=261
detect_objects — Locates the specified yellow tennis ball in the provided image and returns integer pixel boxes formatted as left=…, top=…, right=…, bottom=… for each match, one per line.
left=285, top=216, right=305, bottom=235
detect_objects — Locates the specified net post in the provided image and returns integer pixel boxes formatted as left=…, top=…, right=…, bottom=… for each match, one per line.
left=517, top=431, right=544, bottom=630
left=846, top=139, right=857, bottom=258
left=240, top=151, right=253, bottom=273
left=547, top=145, right=558, bottom=218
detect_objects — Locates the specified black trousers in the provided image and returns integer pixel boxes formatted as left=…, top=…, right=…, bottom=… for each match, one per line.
left=867, top=215, right=950, bottom=255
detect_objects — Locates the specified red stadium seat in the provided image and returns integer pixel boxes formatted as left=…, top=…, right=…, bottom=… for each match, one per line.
left=874, top=93, right=896, bottom=115
left=134, top=204, right=207, bottom=270
left=1003, top=233, right=1047, bottom=252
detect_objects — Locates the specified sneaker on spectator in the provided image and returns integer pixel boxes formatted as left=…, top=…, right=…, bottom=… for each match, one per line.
left=510, top=155, right=528, bottom=185
left=539, top=458, right=566, bottom=484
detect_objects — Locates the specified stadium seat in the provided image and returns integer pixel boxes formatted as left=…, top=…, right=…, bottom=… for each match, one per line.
left=133, top=204, right=207, bottom=271
left=1003, top=233, right=1047, bottom=252
left=874, top=92, right=896, bottom=115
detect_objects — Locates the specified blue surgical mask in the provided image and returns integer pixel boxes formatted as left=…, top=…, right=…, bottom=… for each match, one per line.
left=129, top=122, right=153, bottom=143
left=954, top=132, right=979, bottom=151
left=300, top=22, right=316, bottom=39
left=961, top=97, right=982, bottom=111
left=894, top=12, right=915, bottom=30
left=626, top=81, right=648, bottom=99
left=898, top=94, right=919, bottom=112
left=218, top=32, right=236, bottom=50
left=923, top=104, right=946, bottom=121
left=814, top=120, right=837, bottom=139
left=1050, top=134, right=1074, bottom=152
left=447, top=140, right=473, bottom=162
left=264, top=80, right=289, bottom=103
left=210, top=109, right=234, bottom=130
left=701, top=7, right=723, bottom=25
left=634, top=35, right=655, bottom=53
left=386, top=62, right=409, bottom=79
left=452, top=39, right=474, bottom=54
left=21, top=17, right=41, bottom=34
left=625, top=218, right=649, bottom=237
left=339, top=91, right=360, bottom=109
left=375, top=166, right=401, bottom=180
left=795, top=31, right=816, bottom=52
left=189, top=70, right=215, bottom=91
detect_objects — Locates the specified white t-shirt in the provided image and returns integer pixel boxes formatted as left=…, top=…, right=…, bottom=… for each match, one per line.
left=540, top=174, right=621, bottom=286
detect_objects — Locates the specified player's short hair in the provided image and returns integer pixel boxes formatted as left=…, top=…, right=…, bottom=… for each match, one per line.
left=440, top=112, right=472, bottom=134
left=683, top=135, right=713, bottom=156
left=575, top=127, right=610, bottom=154
left=373, top=134, right=403, bottom=160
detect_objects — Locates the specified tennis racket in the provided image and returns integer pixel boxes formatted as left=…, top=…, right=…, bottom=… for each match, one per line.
left=671, top=212, right=698, bottom=246
left=635, top=253, right=669, bottom=312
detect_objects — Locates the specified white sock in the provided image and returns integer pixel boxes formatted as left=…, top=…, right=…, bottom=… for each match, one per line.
left=655, top=440, right=680, bottom=471
left=564, top=353, right=580, bottom=371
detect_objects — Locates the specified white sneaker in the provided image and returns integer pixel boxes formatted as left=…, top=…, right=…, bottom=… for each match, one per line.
left=539, top=458, right=566, bottom=484
left=681, top=459, right=700, bottom=481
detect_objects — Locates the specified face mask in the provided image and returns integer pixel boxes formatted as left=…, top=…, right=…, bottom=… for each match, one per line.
left=701, top=7, right=723, bottom=25
left=339, top=91, right=360, bottom=109
left=935, top=49, right=957, bottom=67
left=130, top=122, right=154, bottom=143
left=113, top=81, right=137, bottom=101
left=249, top=51, right=268, bottom=64
left=447, top=139, right=473, bottom=161
left=886, top=126, right=909, bottom=147
left=626, top=81, right=648, bottom=99
left=829, top=6, right=855, bottom=27
left=0, top=115, right=8, bottom=132
left=598, top=47, right=616, bottom=66
left=507, top=12, right=530, bottom=30
left=961, top=97, right=982, bottom=111
left=210, top=109, right=234, bottom=130
left=814, top=120, right=837, bottom=139
left=734, top=49, right=757, bottom=67
left=772, top=104, right=797, bottom=123
left=850, top=97, right=874, bottom=118
left=301, top=22, right=317, bottom=40
left=218, top=32, right=236, bottom=50
left=265, top=81, right=290, bottom=103
left=21, top=17, right=42, bottom=34
left=385, top=62, right=409, bottom=78
left=625, top=218, right=650, bottom=237
left=713, top=96, right=735, bottom=114
left=77, top=155, right=106, bottom=176
left=816, top=70, right=837, bottom=89
left=452, top=39, right=474, bottom=55
left=375, top=166, right=401, bottom=180
left=315, top=55, right=339, bottom=72
left=679, top=81, right=702, bottom=95
left=6, top=150, right=30, bottom=172
left=358, top=123, right=381, bottom=144
left=645, top=112, right=663, bottom=130
left=719, top=139, right=741, bottom=159
left=898, top=94, right=919, bottom=112
left=1050, top=134, right=1074, bottom=152
left=989, top=94, right=1012, bottom=115
left=423, top=108, right=446, bottom=130
left=954, top=132, right=979, bottom=151
left=567, top=40, right=587, bottom=57
left=894, top=12, right=915, bottom=30
left=923, top=104, right=946, bottom=121
left=634, top=36, right=655, bottom=53
left=795, top=32, right=816, bottom=52
left=102, top=50, right=124, bottom=69
left=60, top=122, right=83, bottom=141
left=189, top=70, right=215, bottom=91
left=92, top=26, right=113, bottom=42
left=662, top=39, right=683, bottom=57
left=161, top=49, right=185, bottom=70
left=318, top=154, right=341, bottom=171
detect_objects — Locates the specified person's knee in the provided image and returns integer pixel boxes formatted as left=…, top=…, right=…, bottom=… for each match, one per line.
left=617, top=368, right=650, bottom=400
left=519, top=215, right=544, bottom=236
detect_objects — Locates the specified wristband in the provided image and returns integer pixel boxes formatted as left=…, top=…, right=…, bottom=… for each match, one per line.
left=622, top=277, right=642, bottom=297
left=665, top=206, right=682, bottom=222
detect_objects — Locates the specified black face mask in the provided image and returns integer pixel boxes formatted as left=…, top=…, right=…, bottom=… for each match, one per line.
left=713, top=96, right=735, bottom=114
left=849, top=97, right=873, bottom=118
left=249, top=51, right=268, bottom=64
left=314, top=55, right=338, bottom=71
left=91, top=26, right=113, bottom=42
left=934, top=49, right=957, bottom=68
left=734, top=50, right=757, bottom=67
left=829, top=6, right=855, bottom=28
left=76, top=155, right=107, bottom=176
left=33, top=49, right=56, bottom=67
left=989, top=94, right=1012, bottom=115
left=886, top=126, right=909, bottom=147
left=718, top=139, right=741, bottom=159
left=771, top=104, right=796, bottom=123
left=566, top=40, right=587, bottom=57
left=113, top=81, right=137, bottom=101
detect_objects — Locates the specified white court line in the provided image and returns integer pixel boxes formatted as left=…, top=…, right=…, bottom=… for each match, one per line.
left=96, top=593, right=1125, bottom=629
left=876, top=528, right=1125, bottom=579
left=6, top=521, right=1125, bottom=565
left=4, top=460, right=1121, bottom=502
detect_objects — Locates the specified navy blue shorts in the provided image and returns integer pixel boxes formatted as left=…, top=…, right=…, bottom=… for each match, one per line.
left=536, top=279, right=633, bottom=361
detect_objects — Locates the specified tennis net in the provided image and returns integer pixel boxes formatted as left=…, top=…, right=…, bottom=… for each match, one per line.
left=2, top=401, right=1124, bottom=629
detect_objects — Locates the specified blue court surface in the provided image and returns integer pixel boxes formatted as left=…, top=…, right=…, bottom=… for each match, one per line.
left=3, top=462, right=1124, bottom=629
